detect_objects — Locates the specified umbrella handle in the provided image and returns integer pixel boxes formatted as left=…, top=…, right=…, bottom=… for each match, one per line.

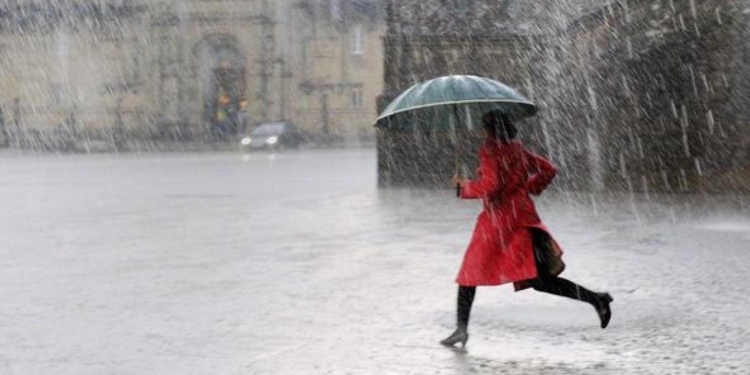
left=453, top=103, right=461, bottom=198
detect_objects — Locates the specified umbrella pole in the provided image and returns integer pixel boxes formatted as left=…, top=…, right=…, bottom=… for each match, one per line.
left=455, top=153, right=460, bottom=197
left=454, top=104, right=461, bottom=198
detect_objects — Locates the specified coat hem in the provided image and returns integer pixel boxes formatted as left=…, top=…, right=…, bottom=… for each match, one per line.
left=455, top=224, right=564, bottom=291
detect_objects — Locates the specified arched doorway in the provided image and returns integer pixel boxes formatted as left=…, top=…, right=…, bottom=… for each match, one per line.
left=192, top=34, right=248, bottom=139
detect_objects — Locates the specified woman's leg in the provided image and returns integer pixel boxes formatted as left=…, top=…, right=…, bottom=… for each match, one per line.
left=441, top=285, right=476, bottom=347
left=529, top=229, right=613, bottom=328
left=527, top=275, right=599, bottom=305
left=529, top=275, right=613, bottom=328
left=457, top=285, right=476, bottom=331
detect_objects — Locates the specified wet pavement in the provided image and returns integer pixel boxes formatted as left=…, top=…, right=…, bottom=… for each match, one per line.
left=1, top=149, right=749, bottom=374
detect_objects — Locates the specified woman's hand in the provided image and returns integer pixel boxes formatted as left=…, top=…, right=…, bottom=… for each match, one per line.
left=451, top=174, right=465, bottom=186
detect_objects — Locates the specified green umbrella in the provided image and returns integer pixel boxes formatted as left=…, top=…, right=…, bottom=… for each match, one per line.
left=376, top=75, right=537, bottom=124
left=375, top=75, right=538, bottom=195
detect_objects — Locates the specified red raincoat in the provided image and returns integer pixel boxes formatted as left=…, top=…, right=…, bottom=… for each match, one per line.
left=456, top=139, right=565, bottom=290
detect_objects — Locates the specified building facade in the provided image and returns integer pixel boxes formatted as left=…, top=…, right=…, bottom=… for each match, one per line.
left=376, top=1, right=563, bottom=188
left=0, top=0, right=385, bottom=150
left=558, top=0, right=750, bottom=193
left=378, top=0, right=750, bottom=193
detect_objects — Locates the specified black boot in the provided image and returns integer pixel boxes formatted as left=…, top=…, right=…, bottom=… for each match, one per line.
left=530, top=276, right=613, bottom=329
left=596, top=293, right=613, bottom=329
left=440, top=327, right=468, bottom=347
left=441, top=286, right=475, bottom=348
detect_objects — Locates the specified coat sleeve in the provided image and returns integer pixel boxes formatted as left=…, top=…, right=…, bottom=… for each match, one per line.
left=525, top=150, right=557, bottom=196
left=460, top=149, right=501, bottom=199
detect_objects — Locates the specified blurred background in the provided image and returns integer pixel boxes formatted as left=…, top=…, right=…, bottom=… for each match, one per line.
left=1, top=0, right=748, bottom=195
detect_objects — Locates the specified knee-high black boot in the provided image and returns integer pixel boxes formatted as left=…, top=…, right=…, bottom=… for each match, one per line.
left=529, top=276, right=613, bottom=328
left=441, top=286, right=476, bottom=347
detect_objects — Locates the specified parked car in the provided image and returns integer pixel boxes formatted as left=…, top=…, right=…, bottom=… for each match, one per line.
left=240, top=121, right=303, bottom=150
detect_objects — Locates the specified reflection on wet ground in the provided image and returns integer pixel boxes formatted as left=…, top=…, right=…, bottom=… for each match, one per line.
left=1, top=150, right=748, bottom=374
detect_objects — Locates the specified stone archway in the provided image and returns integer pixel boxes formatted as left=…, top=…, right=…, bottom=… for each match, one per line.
left=192, top=33, right=247, bottom=138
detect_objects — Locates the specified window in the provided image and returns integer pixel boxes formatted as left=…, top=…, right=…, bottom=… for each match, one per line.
left=351, top=89, right=364, bottom=107
left=350, top=24, right=365, bottom=55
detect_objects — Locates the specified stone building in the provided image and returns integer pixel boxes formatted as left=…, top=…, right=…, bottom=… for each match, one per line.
left=378, top=0, right=750, bottom=193
left=0, top=0, right=385, bottom=150
left=376, top=1, right=554, bottom=188
left=559, top=0, right=750, bottom=193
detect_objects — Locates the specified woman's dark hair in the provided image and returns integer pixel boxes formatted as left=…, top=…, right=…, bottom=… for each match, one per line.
left=482, top=110, right=517, bottom=142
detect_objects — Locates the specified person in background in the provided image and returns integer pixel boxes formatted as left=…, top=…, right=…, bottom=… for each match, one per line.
left=236, top=99, right=249, bottom=135
left=215, top=94, right=231, bottom=137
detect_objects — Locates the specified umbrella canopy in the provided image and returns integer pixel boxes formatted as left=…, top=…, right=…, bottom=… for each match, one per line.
left=374, top=75, right=539, bottom=194
left=376, top=75, right=537, bottom=126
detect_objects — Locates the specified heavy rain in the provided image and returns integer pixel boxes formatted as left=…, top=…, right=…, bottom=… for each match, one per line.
left=1, top=1, right=749, bottom=374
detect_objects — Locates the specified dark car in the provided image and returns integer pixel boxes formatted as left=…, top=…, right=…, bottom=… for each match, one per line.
left=240, top=122, right=303, bottom=151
